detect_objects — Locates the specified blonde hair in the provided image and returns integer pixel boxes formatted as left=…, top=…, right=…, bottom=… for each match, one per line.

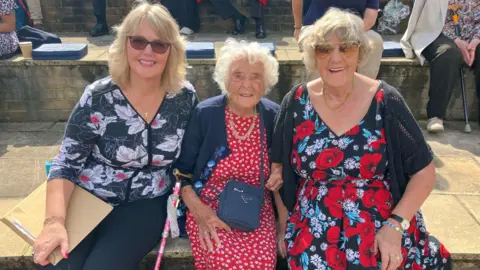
left=108, top=0, right=187, bottom=93
left=302, top=8, right=372, bottom=72
left=213, top=38, right=279, bottom=94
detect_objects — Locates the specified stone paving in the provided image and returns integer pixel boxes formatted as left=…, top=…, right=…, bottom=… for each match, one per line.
left=0, top=120, right=480, bottom=264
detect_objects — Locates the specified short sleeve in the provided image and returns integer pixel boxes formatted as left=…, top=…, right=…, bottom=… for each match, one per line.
left=366, top=0, right=380, bottom=10
left=0, top=0, right=16, bottom=16
left=47, top=88, right=100, bottom=183
left=387, top=87, right=433, bottom=176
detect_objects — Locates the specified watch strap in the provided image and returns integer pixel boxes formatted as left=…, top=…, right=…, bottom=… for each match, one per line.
left=390, top=214, right=404, bottom=224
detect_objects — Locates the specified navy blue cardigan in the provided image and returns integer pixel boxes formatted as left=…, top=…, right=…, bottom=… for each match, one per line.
left=173, top=94, right=280, bottom=192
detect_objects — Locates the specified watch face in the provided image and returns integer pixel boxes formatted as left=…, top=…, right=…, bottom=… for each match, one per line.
left=401, top=220, right=410, bottom=230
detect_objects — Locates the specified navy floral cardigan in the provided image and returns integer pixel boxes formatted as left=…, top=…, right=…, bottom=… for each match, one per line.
left=47, top=77, right=198, bottom=206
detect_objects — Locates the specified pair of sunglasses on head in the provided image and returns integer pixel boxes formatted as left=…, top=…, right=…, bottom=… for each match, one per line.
left=128, top=36, right=170, bottom=54
left=313, top=41, right=361, bottom=59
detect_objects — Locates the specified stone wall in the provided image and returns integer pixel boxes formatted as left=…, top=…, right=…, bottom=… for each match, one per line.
left=38, top=0, right=294, bottom=33
left=0, top=60, right=478, bottom=122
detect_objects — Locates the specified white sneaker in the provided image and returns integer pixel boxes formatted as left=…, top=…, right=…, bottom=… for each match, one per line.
left=179, top=27, right=194, bottom=36
left=427, top=117, right=444, bottom=133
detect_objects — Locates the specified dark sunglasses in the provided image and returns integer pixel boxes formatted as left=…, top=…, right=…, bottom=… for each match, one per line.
left=313, top=41, right=360, bottom=59
left=128, top=36, right=170, bottom=54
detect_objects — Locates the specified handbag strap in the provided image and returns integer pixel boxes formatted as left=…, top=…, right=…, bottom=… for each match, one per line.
left=258, top=103, right=265, bottom=196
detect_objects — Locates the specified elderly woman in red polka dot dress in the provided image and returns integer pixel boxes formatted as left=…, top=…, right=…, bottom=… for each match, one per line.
left=173, top=38, right=288, bottom=269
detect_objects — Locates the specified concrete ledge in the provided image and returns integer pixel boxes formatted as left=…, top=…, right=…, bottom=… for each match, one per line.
left=1, top=238, right=479, bottom=270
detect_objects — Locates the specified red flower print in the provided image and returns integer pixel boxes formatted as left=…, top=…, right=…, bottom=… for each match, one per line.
left=375, top=189, right=392, bottom=219
left=158, top=179, right=165, bottom=188
left=376, top=89, right=384, bottom=103
left=115, top=173, right=127, bottom=179
left=360, top=153, right=383, bottom=179
left=288, top=227, right=314, bottom=256
left=291, top=150, right=301, bottom=171
left=362, top=189, right=376, bottom=208
left=324, top=186, right=343, bottom=219
left=327, top=226, right=341, bottom=243
left=325, top=245, right=347, bottom=270
left=289, top=210, right=302, bottom=225
left=304, top=184, right=319, bottom=200
left=312, top=170, right=327, bottom=180
left=80, top=175, right=90, bottom=182
left=288, top=258, right=303, bottom=270
left=345, top=187, right=357, bottom=201
left=294, top=87, right=304, bottom=100
left=440, top=244, right=451, bottom=258
left=345, top=125, right=360, bottom=136
left=316, top=148, right=344, bottom=169
left=294, top=120, right=315, bottom=143
left=369, top=129, right=386, bottom=150
left=90, top=116, right=100, bottom=124
left=359, top=238, right=376, bottom=268
left=412, top=264, right=423, bottom=270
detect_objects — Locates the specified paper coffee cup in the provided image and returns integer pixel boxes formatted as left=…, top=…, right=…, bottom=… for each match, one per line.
left=19, top=41, right=33, bottom=58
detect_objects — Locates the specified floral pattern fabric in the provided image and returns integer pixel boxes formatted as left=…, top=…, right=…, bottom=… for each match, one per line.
left=442, top=0, right=480, bottom=41
left=0, top=0, right=19, bottom=57
left=186, top=107, right=277, bottom=269
left=285, top=84, right=451, bottom=269
left=48, top=77, right=198, bottom=206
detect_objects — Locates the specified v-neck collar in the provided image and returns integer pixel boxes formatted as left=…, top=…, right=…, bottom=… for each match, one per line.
left=305, top=81, right=382, bottom=138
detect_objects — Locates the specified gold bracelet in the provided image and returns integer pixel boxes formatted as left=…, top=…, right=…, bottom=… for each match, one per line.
left=294, top=25, right=303, bottom=30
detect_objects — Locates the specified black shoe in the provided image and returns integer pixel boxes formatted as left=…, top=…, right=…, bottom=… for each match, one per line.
left=231, top=16, right=247, bottom=35
left=90, top=23, right=109, bottom=37
left=255, top=24, right=267, bottom=39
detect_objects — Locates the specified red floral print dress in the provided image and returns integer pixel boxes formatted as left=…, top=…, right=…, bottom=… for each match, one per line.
left=285, top=84, right=451, bottom=269
left=186, top=107, right=277, bottom=270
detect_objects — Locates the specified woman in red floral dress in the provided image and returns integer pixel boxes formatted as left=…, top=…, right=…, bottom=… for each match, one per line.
left=174, top=39, right=286, bottom=270
left=271, top=9, right=451, bottom=270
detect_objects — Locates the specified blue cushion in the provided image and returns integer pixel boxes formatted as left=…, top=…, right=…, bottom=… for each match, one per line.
left=382, top=41, right=404, bottom=57
left=32, top=43, right=88, bottom=60
left=186, top=42, right=215, bottom=59
left=259, top=43, right=276, bottom=56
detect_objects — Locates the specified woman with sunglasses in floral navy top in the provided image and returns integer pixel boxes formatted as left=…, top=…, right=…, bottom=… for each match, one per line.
left=271, top=8, right=451, bottom=270
left=33, top=2, right=198, bottom=269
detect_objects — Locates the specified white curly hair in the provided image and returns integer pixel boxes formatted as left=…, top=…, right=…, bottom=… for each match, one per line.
left=213, top=38, right=279, bottom=94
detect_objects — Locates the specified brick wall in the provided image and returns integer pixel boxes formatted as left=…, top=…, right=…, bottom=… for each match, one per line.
left=39, top=0, right=294, bottom=33
left=0, top=61, right=477, bottom=122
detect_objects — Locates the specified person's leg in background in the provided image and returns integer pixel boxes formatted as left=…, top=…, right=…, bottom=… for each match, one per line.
left=421, top=34, right=463, bottom=133
left=25, top=0, right=43, bottom=29
left=162, top=0, right=200, bottom=35
left=90, top=0, right=109, bottom=37
left=472, top=44, right=480, bottom=125
left=81, top=196, right=168, bottom=270
left=249, top=0, right=266, bottom=39
left=208, top=0, right=247, bottom=35
left=357, top=30, right=383, bottom=79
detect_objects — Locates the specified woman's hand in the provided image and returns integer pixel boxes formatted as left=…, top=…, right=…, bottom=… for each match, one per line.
left=374, top=219, right=403, bottom=270
left=33, top=220, right=69, bottom=266
left=294, top=29, right=301, bottom=41
left=266, top=163, right=283, bottom=191
left=192, top=202, right=231, bottom=252
left=467, top=38, right=480, bottom=66
left=276, top=221, right=287, bottom=258
left=455, top=38, right=472, bottom=66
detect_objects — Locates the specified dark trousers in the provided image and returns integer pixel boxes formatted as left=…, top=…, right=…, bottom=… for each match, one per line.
left=210, top=0, right=263, bottom=20
left=93, top=0, right=107, bottom=24
left=42, top=195, right=168, bottom=270
left=162, top=0, right=200, bottom=31
left=422, top=34, right=480, bottom=119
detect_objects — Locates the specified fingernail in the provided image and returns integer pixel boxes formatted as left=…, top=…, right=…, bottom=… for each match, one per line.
left=64, top=252, right=69, bottom=259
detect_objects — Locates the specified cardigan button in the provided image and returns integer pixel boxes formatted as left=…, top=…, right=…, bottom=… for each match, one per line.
left=207, top=160, right=215, bottom=167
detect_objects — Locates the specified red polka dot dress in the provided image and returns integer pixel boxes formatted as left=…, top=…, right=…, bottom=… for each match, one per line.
left=185, top=106, right=277, bottom=270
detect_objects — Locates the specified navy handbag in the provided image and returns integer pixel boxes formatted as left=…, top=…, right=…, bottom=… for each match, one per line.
left=208, top=106, right=266, bottom=232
